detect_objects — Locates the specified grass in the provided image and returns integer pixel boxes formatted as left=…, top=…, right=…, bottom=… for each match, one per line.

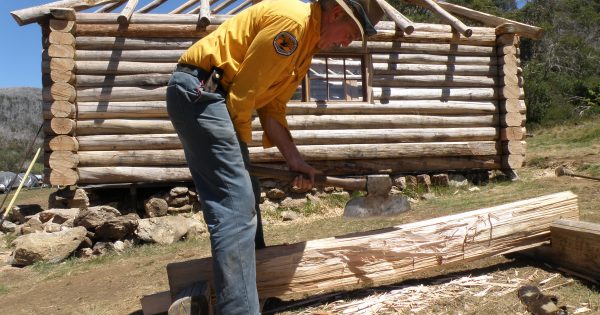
left=0, top=284, right=9, bottom=295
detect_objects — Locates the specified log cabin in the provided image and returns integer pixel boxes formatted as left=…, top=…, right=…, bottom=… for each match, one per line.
left=11, top=0, right=542, bottom=187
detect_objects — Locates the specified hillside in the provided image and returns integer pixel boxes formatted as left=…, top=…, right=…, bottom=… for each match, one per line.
left=0, top=87, right=43, bottom=171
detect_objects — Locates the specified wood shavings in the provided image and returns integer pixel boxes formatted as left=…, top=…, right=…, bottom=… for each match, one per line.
left=538, top=273, right=560, bottom=285
left=573, top=306, right=592, bottom=314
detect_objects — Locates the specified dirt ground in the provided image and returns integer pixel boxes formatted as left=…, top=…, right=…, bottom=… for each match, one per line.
left=1, top=123, right=600, bottom=314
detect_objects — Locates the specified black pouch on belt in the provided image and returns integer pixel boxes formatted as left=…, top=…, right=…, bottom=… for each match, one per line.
left=203, top=66, right=224, bottom=93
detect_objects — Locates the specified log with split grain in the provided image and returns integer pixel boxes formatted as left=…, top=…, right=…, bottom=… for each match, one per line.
left=167, top=191, right=579, bottom=300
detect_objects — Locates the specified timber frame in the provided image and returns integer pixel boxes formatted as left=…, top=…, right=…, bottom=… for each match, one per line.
left=12, top=0, right=542, bottom=186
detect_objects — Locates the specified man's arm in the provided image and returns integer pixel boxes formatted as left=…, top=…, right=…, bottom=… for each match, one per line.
left=262, top=116, right=318, bottom=190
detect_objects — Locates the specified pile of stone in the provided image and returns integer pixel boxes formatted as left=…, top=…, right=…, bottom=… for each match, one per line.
left=144, top=186, right=201, bottom=217
left=1, top=187, right=207, bottom=267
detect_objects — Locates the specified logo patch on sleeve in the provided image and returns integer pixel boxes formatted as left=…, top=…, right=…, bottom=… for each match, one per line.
left=273, top=32, right=298, bottom=56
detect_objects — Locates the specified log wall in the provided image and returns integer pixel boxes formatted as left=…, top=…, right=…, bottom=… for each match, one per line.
left=40, top=15, right=526, bottom=186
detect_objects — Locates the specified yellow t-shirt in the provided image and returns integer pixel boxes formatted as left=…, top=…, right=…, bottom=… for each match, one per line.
left=179, top=0, right=321, bottom=147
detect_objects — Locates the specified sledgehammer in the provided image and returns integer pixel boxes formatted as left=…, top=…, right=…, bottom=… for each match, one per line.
left=249, top=164, right=410, bottom=217
left=555, top=165, right=600, bottom=182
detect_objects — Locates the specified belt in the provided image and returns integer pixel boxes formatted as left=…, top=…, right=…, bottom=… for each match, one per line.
left=175, top=63, right=226, bottom=94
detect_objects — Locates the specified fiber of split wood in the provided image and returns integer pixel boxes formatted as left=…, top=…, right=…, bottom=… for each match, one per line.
left=282, top=269, right=592, bottom=315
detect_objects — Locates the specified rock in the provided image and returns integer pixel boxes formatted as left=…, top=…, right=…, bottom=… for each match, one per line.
left=61, top=218, right=75, bottom=228
left=331, top=191, right=350, bottom=199
left=92, top=242, right=110, bottom=256
left=260, top=192, right=267, bottom=204
left=7, top=205, right=43, bottom=224
left=186, top=219, right=208, bottom=239
left=306, top=194, right=321, bottom=205
left=280, top=197, right=307, bottom=209
left=167, top=204, right=193, bottom=214
left=110, top=240, right=127, bottom=253
left=281, top=210, right=300, bottom=221
left=167, top=195, right=190, bottom=208
left=392, top=176, right=407, bottom=191
left=80, top=237, right=93, bottom=249
left=323, top=186, right=335, bottom=193
left=191, top=201, right=202, bottom=212
left=74, top=205, right=121, bottom=230
left=39, top=208, right=80, bottom=224
left=466, top=171, right=489, bottom=185
left=468, top=187, right=481, bottom=192
left=67, top=188, right=90, bottom=209
left=390, top=186, right=402, bottom=195
left=43, top=222, right=63, bottom=233
left=10, top=227, right=87, bottom=266
left=421, top=193, right=436, bottom=200
left=432, top=174, right=450, bottom=187
left=77, top=248, right=94, bottom=258
left=21, top=217, right=44, bottom=235
left=290, top=185, right=310, bottom=194
left=449, top=174, right=468, bottom=187
left=261, top=180, right=279, bottom=189
left=266, top=188, right=286, bottom=200
left=144, top=197, right=168, bottom=218
left=135, top=216, right=192, bottom=245
left=188, top=190, right=197, bottom=199
left=94, top=213, right=139, bottom=241
left=169, top=187, right=189, bottom=198
left=416, top=174, right=432, bottom=192
left=259, top=200, right=278, bottom=213
left=1, top=220, right=17, bottom=233
left=405, top=175, right=418, bottom=190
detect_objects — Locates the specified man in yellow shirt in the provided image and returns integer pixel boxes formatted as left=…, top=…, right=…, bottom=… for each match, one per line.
left=166, top=0, right=383, bottom=313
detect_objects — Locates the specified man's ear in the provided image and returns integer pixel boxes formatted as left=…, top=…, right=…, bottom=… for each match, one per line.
left=331, top=4, right=347, bottom=21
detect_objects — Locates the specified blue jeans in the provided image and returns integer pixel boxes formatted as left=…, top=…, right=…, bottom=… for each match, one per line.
left=166, top=70, right=260, bottom=315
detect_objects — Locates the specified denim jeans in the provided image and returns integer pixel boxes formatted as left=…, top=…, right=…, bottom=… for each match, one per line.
left=166, top=70, right=260, bottom=315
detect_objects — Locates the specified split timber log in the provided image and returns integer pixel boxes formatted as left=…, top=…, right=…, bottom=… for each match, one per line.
left=499, top=99, right=526, bottom=114
left=372, top=87, right=497, bottom=101
left=49, top=19, right=75, bottom=32
left=75, top=128, right=498, bottom=151
left=76, top=156, right=503, bottom=183
left=370, top=53, right=497, bottom=65
left=75, top=61, right=175, bottom=75
left=45, top=135, right=79, bottom=152
left=74, top=115, right=498, bottom=135
left=502, top=154, right=525, bottom=169
left=500, top=127, right=526, bottom=141
left=166, top=191, right=579, bottom=301
left=43, top=70, right=75, bottom=84
left=75, top=23, right=218, bottom=38
left=74, top=100, right=498, bottom=119
left=47, top=151, right=79, bottom=169
left=42, top=83, right=76, bottom=102
left=48, top=44, right=75, bottom=58
left=373, top=63, right=497, bottom=76
left=73, top=142, right=498, bottom=166
left=500, top=113, right=525, bottom=127
left=75, top=36, right=198, bottom=50
left=372, top=75, right=497, bottom=88
left=43, top=167, right=78, bottom=186
left=49, top=32, right=75, bottom=46
left=75, top=13, right=231, bottom=24
left=502, top=141, right=526, bottom=155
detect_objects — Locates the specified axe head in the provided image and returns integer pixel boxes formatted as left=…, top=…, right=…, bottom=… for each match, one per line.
left=343, top=175, right=411, bottom=217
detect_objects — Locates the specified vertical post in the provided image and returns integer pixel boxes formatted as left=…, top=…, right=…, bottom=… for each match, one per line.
left=496, top=28, right=526, bottom=179
left=43, top=8, right=79, bottom=186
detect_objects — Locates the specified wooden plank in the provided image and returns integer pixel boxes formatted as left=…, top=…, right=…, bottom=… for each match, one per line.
left=166, top=191, right=579, bottom=301
left=140, top=291, right=171, bottom=315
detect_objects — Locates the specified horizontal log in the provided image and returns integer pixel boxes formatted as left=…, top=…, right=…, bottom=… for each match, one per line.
left=75, top=49, right=185, bottom=62
left=377, top=21, right=495, bottom=35
left=500, top=127, right=526, bottom=141
left=43, top=71, right=75, bottom=84
left=75, top=127, right=497, bottom=151
left=76, top=101, right=167, bottom=118
left=42, top=101, right=76, bottom=119
left=499, top=99, right=526, bottom=114
left=10, top=0, right=119, bottom=26
left=372, top=75, right=497, bottom=88
left=47, top=150, right=79, bottom=169
left=73, top=141, right=498, bottom=166
left=49, top=19, right=75, bottom=32
left=76, top=86, right=167, bottom=102
left=50, top=8, right=76, bottom=21
left=373, top=63, right=497, bottom=76
left=502, top=140, right=526, bottom=155
left=76, top=73, right=171, bottom=87
left=49, top=31, right=75, bottom=46
left=372, top=87, right=497, bottom=101
left=48, top=44, right=75, bottom=58
left=42, top=58, right=75, bottom=73
left=43, top=167, right=78, bottom=186
left=75, top=23, right=218, bottom=38
left=42, top=83, right=76, bottom=102
left=45, top=135, right=79, bottom=152
left=167, top=191, right=578, bottom=300
left=500, top=113, right=525, bottom=127
left=500, top=86, right=525, bottom=100
left=74, top=100, right=498, bottom=119
left=502, top=154, right=524, bottom=169
left=43, top=118, right=76, bottom=135
left=496, top=34, right=519, bottom=46
left=75, top=61, right=175, bottom=75
left=76, top=36, right=198, bottom=50
left=370, top=53, right=497, bottom=65
left=75, top=13, right=232, bottom=24
left=367, top=30, right=495, bottom=46
left=75, top=115, right=498, bottom=135
left=76, top=156, right=503, bottom=184
left=335, top=41, right=496, bottom=56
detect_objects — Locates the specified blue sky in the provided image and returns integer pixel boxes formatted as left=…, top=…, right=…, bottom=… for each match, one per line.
left=2, top=0, right=530, bottom=88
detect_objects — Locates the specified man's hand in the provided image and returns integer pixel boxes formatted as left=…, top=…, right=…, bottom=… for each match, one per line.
left=262, top=117, right=319, bottom=190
